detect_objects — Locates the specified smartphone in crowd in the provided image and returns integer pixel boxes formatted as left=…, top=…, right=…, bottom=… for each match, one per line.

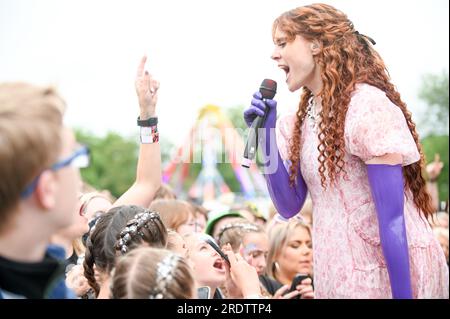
left=289, top=273, right=311, bottom=299
left=198, top=234, right=230, bottom=266
left=197, top=286, right=211, bottom=299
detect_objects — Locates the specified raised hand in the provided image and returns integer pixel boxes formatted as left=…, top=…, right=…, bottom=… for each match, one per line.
left=110, top=56, right=162, bottom=209
left=65, top=264, right=91, bottom=297
left=243, top=91, right=277, bottom=128
left=223, top=244, right=261, bottom=298
left=135, top=55, right=160, bottom=118
left=271, top=285, right=300, bottom=299
left=243, top=90, right=307, bottom=219
left=426, top=153, right=444, bottom=182
left=294, top=277, right=315, bottom=299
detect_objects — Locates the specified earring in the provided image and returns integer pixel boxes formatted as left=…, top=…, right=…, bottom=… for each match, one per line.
left=274, top=261, right=280, bottom=270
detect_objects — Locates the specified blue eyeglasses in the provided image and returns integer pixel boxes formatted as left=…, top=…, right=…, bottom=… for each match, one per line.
left=20, top=145, right=90, bottom=198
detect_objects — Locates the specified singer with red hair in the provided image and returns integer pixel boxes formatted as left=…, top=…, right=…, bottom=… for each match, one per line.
left=243, top=3, right=448, bottom=298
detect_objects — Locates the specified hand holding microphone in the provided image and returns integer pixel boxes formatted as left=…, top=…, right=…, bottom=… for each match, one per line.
left=241, top=79, right=309, bottom=218
left=243, top=91, right=278, bottom=128
left=242, top=79, right=277, bottom=168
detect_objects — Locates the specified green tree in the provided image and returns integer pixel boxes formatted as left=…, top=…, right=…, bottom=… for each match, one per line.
left=419, top=70, right=449, bottom=136
left=418, top=70, right=449, bottom=202
left=223, top=105, right=253, bottom=193
left=421, top=135, right=449, bottom=202
left=183, top=153, right=241, bottom=195
left=75, top=129, right=174, bottom=198
left=225, top=105, right=247, bottom=133
left=159, top=135, right=175, bottom=167
left=75, top=129, right=138, bottom=198
left=218, top=162, right=241, bottom=193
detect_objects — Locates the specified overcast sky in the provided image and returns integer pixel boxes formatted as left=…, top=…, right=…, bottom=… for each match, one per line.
left=1, top=0, right=449, bottom=145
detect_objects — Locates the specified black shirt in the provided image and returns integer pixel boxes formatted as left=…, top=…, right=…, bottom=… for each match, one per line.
left=0, top=252, right=65, bottom=299
left=259, top=275, right=283, bottom=296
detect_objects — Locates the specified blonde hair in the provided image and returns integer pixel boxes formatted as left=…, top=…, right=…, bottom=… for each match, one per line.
left=72, top=238, right=85, bottom=256
left=216, top=218, right=264, bottom=252
left=0, top=83, right=65, bottom=228
left=154, top=183, right=177, bottom=200
left=191, top=202, right=209, bottom=221
left=149, top=199, right=194, bottom=231
left=110, top=247, right=194, bottom=299
left=78, top=191, right=113, bottom=217
left=166, top=229, right=182, bottom=251
left=266, top=220, right=312, bottom=279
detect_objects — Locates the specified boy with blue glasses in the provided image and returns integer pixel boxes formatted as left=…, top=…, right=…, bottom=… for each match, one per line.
left=0, top=55, right=163, bottom=299
left=0, top=82, right=82, bottom=298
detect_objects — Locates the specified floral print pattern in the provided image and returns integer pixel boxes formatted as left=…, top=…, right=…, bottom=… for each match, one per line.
left=276, top=84, right=449, bottom=298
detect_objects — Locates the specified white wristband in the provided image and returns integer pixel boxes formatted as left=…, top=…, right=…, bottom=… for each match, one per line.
left=140, top=126, right=159, bottom=144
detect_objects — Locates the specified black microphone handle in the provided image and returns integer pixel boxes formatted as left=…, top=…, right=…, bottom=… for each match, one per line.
left=242, top=101, right=269, bottom=168
left=259, top=98, right=270, bottom=128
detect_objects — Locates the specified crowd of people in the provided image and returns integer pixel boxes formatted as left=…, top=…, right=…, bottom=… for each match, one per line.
left=0, top=55, right=316, bottom=300
left=0, top=3, right=448, bottom=300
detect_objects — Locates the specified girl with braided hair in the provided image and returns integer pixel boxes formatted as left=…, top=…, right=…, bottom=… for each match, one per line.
left=83, top=207, right=136, bottom=298
left=110, top=247, right=195, bottom=299
left=83, top=205, right=167, bottom=298
left=115, top=208, right=167, bottom=255
left=243, top=3, right=448, bottom=298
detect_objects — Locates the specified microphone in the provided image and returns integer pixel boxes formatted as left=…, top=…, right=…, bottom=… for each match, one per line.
left=242, top=79, right=277, bottom=168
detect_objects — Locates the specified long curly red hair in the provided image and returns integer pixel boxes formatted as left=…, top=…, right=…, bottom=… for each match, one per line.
left=272, top=4, right=433, bottom=218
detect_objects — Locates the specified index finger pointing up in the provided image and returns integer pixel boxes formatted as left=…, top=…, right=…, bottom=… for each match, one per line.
left=137, top=55, right=147, bottom=77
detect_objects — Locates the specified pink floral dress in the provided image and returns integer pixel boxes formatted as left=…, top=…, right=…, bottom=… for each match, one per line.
left=276, top=83, right=449, bottom=298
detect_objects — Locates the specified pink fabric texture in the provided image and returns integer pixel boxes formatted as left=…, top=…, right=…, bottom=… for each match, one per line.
left=276, top=83, right=449, bottom=298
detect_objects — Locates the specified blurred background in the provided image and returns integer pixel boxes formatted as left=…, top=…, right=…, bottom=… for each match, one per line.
left=1, top=0, right=448, bottom=207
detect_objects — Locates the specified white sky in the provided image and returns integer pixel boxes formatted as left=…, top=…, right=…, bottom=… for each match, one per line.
left=1, top=0, right=449, bottom=145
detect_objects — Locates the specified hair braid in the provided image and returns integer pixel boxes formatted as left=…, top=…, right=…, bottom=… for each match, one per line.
left=83, top=235, right=100, bottom=296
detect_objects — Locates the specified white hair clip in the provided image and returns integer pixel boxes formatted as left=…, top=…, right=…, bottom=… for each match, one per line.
left=217, top=222, right=260, bottom=241
left=148, top=253, right=180, bottom=299
left=116, top=210, right=161, bottom=254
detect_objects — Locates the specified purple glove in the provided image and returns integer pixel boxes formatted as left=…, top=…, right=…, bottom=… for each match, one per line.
left=366, top=164, right=413, bottom=299
left=243, top=92, right=308, bottom=218
left=244, top=92, right=277, bottom=128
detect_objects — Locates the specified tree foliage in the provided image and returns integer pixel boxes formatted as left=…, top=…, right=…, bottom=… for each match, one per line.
left=417, top=70, right=449, bottom=202
left=421, top=135, right=449, bottom=202
left=225, top=105, right=247, bottom=133
left=75, top=129, right=175, bottom=198
left=75, top=129, right=138, bottom=198
left=418, top=70, right=449, bottom=136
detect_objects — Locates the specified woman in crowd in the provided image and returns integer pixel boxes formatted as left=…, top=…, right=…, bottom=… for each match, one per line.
left=83, top=205, right=167, bottom=298
left=218, top=219, right=313, bottom=298
left=149, top=199, right=197, bottom=235
left=184, top=233, right=262, bottom=299
left=266, top=220, right=314, bottom=299
left=243, top=3, right=448, bottom=298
